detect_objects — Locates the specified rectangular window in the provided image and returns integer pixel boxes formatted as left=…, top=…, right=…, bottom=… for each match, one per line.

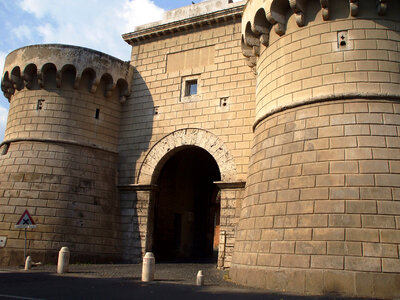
left=180, top=75, right=201, bottom=102
left=185, top=80, right=198, bottom=96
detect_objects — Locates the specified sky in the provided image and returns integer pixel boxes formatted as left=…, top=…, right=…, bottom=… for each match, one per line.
left=0, top=0, right=241, bottom=141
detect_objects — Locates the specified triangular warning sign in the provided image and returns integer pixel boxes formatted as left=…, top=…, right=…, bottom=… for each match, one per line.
left=15, top=209, right=37, bottom=229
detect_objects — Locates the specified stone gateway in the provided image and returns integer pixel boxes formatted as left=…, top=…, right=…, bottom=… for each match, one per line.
left=1, top=0, right=399, bottom=298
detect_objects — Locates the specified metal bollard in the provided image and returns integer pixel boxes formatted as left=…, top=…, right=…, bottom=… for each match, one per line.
left=196, top=270, right=204, bottom=286
left=24, top=256, right=32, bottom=271
left=57, top=247, right=70, bottom=274
left=141, top=252, right=155, bottom=282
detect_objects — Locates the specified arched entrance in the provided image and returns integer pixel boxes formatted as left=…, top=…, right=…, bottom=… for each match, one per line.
left=152, top=146, right=221, bottom=261
left=132, top=129, right=241, bottom=268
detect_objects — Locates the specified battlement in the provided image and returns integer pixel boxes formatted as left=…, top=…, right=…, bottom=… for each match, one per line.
left=239, top=0, right=400, bottom=127
left=1, top=44, right=132, bottom=102
left=241, top=0, right=398, bottom=68
left=0, top=44, right=131, bottom=153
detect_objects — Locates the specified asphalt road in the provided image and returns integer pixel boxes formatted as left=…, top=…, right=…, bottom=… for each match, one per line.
left=0, top=264, right=356, bottom=300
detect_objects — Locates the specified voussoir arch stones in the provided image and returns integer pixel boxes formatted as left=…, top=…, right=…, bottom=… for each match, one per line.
left=138, top=128, right=237, bottom=184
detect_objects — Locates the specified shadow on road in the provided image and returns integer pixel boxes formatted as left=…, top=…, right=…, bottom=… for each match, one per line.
left=0, top=271, right=358, bottom=300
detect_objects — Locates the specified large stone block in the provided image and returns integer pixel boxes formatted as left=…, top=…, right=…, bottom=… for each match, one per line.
left=311, top=255, right=343, bottom=270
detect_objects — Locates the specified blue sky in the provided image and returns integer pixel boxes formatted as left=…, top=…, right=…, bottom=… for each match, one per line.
left=0, top=0, right=240, bottom=140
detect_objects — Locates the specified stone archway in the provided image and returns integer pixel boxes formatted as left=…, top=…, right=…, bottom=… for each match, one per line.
left=152, top=146, right=221, bottom=261
left=137, top=128, right=237, bottom=185
left=127, top=128, right=244, bottom=268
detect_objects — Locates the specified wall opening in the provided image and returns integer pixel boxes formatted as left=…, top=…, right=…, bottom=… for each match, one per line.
left=1, top=143, right=9, bottom=155
left=36, top=99, right=45, bottom=110
left=152, top=146, right=221, bottom=262
left=180, top=75, right=201, bottom=102
left=185, top=80, right=198, bottom=96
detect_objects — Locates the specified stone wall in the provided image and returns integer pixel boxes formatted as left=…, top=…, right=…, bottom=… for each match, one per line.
left=231, top=99, right=400, bottom=297
left=231, top=0, right=400, bottom=297
left=119, top=189, right=151, bottom=263
left=0, top=45, right=129, bottom=265
left=4, top=84, right=121, bottom=152
left=0, top=140, right=121, bottom=265
left=119, top=17, right=255, bottom=185
left=119, top=7, right=255, bottom=266
left=216, top=182, right=245, bottom=268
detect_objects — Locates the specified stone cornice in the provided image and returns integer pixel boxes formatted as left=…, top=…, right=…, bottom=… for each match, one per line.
left=118, top=184, right=159, bottom=191
left=0, top=138, right=118, bottom=154
left=253, top=94, right=400, bottom=132
left=214, top=181, right=246, bottom=189
left=122, top=4, right=245, bottom=45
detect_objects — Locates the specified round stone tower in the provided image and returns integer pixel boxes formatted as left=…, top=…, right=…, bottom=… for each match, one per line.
left=0, top=44, right=132, bottom=265
left=231, top=0, right=400, bottom=298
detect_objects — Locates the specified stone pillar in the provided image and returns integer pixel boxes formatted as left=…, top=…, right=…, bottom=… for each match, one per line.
left=214, top=181, right=245, bottom=269
left=119, top=184, right=158, bottom=262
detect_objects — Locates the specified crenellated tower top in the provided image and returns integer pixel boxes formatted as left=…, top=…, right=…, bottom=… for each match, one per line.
left=0, top=44, right=134, bottom=152
left=239, top=0, right=399, bottom=127
left=241, top=0, right=396, bottom=70
left=1, top=44, right=132, bottom=103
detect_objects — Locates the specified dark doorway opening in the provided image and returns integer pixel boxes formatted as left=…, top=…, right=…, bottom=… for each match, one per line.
left=152, top=146, right=221, bottom=262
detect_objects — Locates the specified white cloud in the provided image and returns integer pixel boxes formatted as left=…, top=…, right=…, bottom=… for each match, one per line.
left=0, top=51, right=10, bottom=141
left=36, top=23, right=55, bottom=42
left=17, top=0, right=165, bottom=60
left=12, top=25, right=35, bottom=42
left=0, top=105, right=8, bottom=141
left=119, top=0, right=164, bottom=33
left=15, top=0, right=243, bottom=60
left=0, top=51, right=6, bottom=77
left=17, top=0, right=53, bottom=19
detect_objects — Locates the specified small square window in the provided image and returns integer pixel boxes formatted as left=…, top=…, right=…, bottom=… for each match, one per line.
left=181, top=75, right=201, bottom=102
left=185, top=80, right=198, bottom=96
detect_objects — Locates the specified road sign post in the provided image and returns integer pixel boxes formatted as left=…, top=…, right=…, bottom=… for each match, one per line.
left=24, top=228, right=26, bottom=262
left=15, top=210, right=37, bottom=263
